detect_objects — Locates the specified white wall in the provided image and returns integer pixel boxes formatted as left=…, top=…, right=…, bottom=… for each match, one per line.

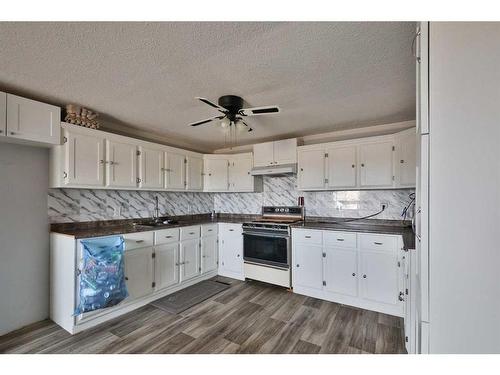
left=0, top=143, right=49, bottom=335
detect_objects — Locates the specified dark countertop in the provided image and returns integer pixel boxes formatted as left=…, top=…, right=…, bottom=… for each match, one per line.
left=51, top=214, right=415, bottom=250
left=291, top=219, right=415, bottom=250
left=50, top=214, right=258, bottom=239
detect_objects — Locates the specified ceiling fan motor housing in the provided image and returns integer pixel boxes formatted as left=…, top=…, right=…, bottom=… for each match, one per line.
left=218, top=95, right=244, bottom=120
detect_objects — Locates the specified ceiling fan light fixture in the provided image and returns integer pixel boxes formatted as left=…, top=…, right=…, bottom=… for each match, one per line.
left=235, top=119, right=247, bottom=133
left=220, top=117, right=231, bottom=128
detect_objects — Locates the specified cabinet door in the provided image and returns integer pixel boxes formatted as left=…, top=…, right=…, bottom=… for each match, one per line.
left=154, top=243, right=179, bottom=290
left=273, top=139, right=297, bottom=165
left=359, top=251, right=399, bottom=306
left=204, top=158, right=229, bottom=191
left=186, top=156, right=203, bottom=191
left=293, top=243, right=323, bottom=290
left=6, top=94, right=61, bottom=144
left=395, top=130, right=417, bottom=187
left=105, top=139, right=137, bottom=188
left=65, top=130, right=105, bottom=187
left=139, top=146, right=164, bottom=189
left=253, top=142, right=274, bottom=167
left=180, top=239, right=201, bottom=282
left=165, top=152, right=186, bottom=190
left=230, top=158, right=253, bottom=191
left=326, top=145, right=357, bottom=189
left=0, top=92, right=6, bottom=137
left=201, top=235, right=218, bottom=273
left=297, top=149, right=326, bottom=190
left=359, top=141, right=394, bottom=188
left=324, top=247, right=358, bottom=297
left=124, top=247, right=154, bottom=301
left=219, top=224, right=243, bottom=278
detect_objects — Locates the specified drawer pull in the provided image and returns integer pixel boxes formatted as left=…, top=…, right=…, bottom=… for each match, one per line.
left=189, top=232, right=195, bottom=235
left=229, top=229, right=234, bottom=232
left=135, top=240, right=144, bottom=243
left=305, top=235, right=311, bottom=239
left=165, top=236, right=173, bottom=238
left=207, top=229, right=213, bottom=232
left=374, top=242, right=383, bottom=245
left=337, top=238, right=345, bottom=242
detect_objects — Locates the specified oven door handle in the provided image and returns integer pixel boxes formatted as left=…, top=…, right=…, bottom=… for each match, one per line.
left=242, top=231, right=290, bottom=239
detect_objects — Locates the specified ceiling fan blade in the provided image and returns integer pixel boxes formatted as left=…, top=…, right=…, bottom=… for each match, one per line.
left=238, top=105, right=280, bottom=117
left=189, top=115, right=225, bottom=127
left=195, top=97, right=228, bottom=113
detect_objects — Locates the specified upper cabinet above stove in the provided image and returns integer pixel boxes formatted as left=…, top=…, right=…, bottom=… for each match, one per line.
left=0, top=91, right=61, bottom=146
left=297, top=129, right=416, bottom=191
left=253, top=138, right=297, bottom=167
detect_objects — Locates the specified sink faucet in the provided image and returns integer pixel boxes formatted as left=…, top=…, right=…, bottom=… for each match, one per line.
left=152, top=196, right=161, bottom=223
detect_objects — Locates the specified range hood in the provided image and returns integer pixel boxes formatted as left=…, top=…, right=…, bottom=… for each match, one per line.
left=250, top=163, right=297, bottom=176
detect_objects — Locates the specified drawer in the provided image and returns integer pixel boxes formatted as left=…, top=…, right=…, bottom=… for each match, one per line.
left=180, top=225, right=201, bottom=241
left=359, top=233, right=399, bottom=253
left=154, top=228, right=180, bottom=245
left=123, top=231, right=154, bottom=250
left=292, top=229, right=322, bottom=245
left=219, top=223, right=242, bottom=235
left=202, top=224, right=218, bottom=237
left=323, top=231, right=357, bottom=248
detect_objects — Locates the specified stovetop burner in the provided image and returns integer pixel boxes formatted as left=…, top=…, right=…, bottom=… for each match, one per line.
left=243, top=206, right=304, bottom=231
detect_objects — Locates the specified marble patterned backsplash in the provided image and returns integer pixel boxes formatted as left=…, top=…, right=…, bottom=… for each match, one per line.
left=48, top=176, right=414, bottom=223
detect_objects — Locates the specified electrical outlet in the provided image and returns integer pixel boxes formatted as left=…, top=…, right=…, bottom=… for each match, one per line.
left=381, top=203, right=389, bottom=210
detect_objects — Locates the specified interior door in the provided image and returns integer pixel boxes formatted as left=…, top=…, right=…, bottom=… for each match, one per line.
left=201, top=235, right=218, bottom=273
left=324, top=247, right=358, bottom=297
left=124, top=247, right=154, bottom=301
left=65, top=130, right=105, bottom=187
left=166, top=152, right=186, bottom=190
left=154, top=243, right=179, bottom=290
left=327, top=145, right=357, bottom=189
left=293, top=243, right=323, bottom=290
left=106, top=139, right=137, bottom=188
left=139, top=146, right=164, bottom=189
left=230, top=158, right=253, bottom=191
left=359, top=141, right=394, bottom=188
left=359, top=251, right=399, bottom=306
left=186, top=156, right=203, bottom=191
left=204, top=158, right=229, bottom=191
left=6, top=93, right=61, bottom=144
left=298, top=149, right=326, bottom=190
left=180, top=239, right=200, bottom=282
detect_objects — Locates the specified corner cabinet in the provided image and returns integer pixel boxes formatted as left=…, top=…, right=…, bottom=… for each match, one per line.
left=292, top=228, right=405, bottom=317
left=0, top=91, right=61, bottom=146
left=297, top=129, right=416, bottom=191
left=203, top=153, right=262, bottom=192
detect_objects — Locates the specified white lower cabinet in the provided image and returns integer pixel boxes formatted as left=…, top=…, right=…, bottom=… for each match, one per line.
left=292, top=228, right=404, bottom=317
left=124, top=247, right=154, bottom=301
left=218, top=223, right=244, bottom=280
left=201, top=235, right=218, bottom=273
left=154, top=243, right=180, bottom=290
left=180, top=239, right=201, bottom=282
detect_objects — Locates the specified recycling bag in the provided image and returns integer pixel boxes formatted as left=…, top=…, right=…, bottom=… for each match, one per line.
left=74, top=236, right=128, bottom=315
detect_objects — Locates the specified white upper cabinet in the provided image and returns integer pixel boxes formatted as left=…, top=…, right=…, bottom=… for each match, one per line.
left=105, top=138, right=137, bottom=188
left=395, top=128, right=417, bottom=188
left=229, top=156, right=253, bottom=192
left=358, top=141, right=394, bottom=188
left=253, top=138, right=297, bottom=167
left=326, top=145, right=357, bottom=189
left=253, top=141, right=274, bottom=167
left=64, top=128, right=105, bottom=187
left=138, top=146, right=164, bottom=189
left=186, top=156, right=203, bottom=191
left=298, top=149, right=326, bottom=190
left=165, top=151, right=186, bottom=190
left=204, top=157, right=229, bottom=191
left=0, top=92, right=6, bottom=137
left=6, top=93, right=61, bottom=145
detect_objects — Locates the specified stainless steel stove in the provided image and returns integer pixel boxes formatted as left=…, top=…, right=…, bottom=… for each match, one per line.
left=242, top=206, right=304, bottom=288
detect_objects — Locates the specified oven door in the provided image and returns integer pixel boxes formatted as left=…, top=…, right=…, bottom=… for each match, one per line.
left=243, top=231, right=290, bottom=269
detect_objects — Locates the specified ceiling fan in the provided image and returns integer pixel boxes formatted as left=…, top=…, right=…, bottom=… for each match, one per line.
left=189, top=95, right=280, bottom=133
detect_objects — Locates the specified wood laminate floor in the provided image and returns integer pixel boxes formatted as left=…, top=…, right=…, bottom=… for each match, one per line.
left=0, top=279, right=406, bottom=354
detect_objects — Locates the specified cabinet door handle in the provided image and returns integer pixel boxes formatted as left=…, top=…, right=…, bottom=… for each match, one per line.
left=296, top=264, right=300, bottom=268
left=363, top=274, right=367, bottom=278
left=361, top=163, right=365, bottom=167
left=10, top=131, right=16, bottom=135
left=374, top=242, right=383, bottom=245
left=352, top=273, right=356, bottom=277
left=237, top=254, right=240, bottom=257
left=337, top=238, right=345, bottom=242
left=352, top=164, right=355, bottom=168
left=100, top=159, right=104, bottom=164
left=125, top=276, right=129, bottom=280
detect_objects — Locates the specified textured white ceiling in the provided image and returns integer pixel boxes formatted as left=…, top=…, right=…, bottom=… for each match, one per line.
left=0, top=22, right=416, bottom=152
